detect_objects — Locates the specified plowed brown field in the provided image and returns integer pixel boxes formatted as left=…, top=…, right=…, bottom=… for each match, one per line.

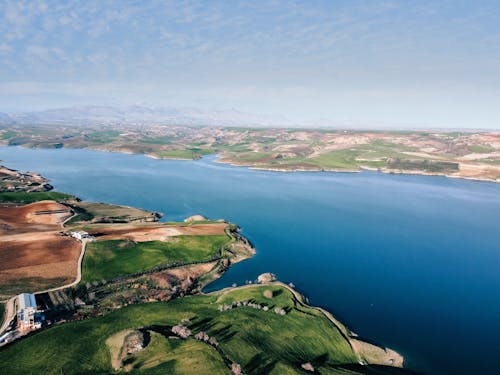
left=0, top=201, right=80, bottom=298
left=86, top=222, right=228, bottom=242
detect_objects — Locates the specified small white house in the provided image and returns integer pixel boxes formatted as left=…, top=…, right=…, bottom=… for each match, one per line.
left=70, top=231, right=90, bottom=240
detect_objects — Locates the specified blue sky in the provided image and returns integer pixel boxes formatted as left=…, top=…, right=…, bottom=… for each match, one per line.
left=0, top=0, right=499, bottom=128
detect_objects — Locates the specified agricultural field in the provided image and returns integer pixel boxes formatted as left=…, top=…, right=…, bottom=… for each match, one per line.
left=0, top=284, right=411, bottom=374
left=0, top=199, right=81, bottom=299
left=82, top=235, right=230, bottom=283
left=0, top=182, right=248, bottom=305
left=80, top=221, right=229, bottom=240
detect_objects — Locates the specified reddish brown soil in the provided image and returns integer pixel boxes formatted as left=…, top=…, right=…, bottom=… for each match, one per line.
left=0, top=201, right=72, bottom=227
left=87, top=223, right=228, bottom=242
left=0, top=201, right=80, bottom=296
left=150, top=262, right=217, bottom=289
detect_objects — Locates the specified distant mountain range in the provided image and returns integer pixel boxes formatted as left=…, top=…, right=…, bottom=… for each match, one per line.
left=0, top=105, right=291, bottom=127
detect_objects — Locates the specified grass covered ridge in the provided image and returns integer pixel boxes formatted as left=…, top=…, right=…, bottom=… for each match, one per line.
left=65, top=201, right=160, bottom=225
left=0, top=284, right=401, bottom=374
left=116, top=332, right=229, bottom=374
left=150, top=148, right=214, bottom=160
left=0, top=191, right=72, bottom=203
left=82, top=235, right=230, bottom=283
left=0, top=302, right=4, bottom=327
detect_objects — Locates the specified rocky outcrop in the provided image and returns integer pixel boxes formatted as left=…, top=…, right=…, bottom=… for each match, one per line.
left=257, top=272, right=276, bottom=283
left=184, top=214, right=208, bottom=222
left=0, top=165, right=53, bottom=192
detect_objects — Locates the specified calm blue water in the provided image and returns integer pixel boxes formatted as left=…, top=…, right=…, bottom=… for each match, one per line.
left=1, top=146, right=499, bottom=375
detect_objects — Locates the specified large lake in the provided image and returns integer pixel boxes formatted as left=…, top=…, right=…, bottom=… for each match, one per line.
left=1, top=146, right=499, bottom=374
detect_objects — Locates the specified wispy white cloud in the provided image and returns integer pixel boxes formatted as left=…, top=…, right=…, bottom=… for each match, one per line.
left=0, top=1, right=499, bottom=128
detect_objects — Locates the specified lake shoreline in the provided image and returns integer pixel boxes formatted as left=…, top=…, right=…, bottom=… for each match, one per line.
left=215, top=155, right=500, bottom=183
left=1, top=144, right=498, bottom=184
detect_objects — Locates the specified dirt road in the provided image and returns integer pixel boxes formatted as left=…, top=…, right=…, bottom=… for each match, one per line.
left=0, top=297, right=16, bottom=336
left=35, top=239, right=89, bottom=295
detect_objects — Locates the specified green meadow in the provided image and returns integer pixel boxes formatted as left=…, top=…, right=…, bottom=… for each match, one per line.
left=81, top=235, right=230, bottom=283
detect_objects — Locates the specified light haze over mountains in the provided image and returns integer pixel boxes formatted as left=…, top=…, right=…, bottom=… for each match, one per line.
left=0, top=105, right=290, bottom=127
left=0, top=1, right=499, bottom=129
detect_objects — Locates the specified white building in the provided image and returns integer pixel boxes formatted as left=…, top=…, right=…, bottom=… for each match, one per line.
left=17, top=293, right=41, bottom=330
left=70, top=231, right=91, bottom=240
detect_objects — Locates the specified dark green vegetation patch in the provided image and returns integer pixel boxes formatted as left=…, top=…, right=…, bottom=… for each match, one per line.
left=0, top=130, right=17, bottom=140
left=468, top=144, right=494, bottom=153
left=64, top=204, right=95, bottom=224
left=0, top=302, right=4, bottom=326
left=388, top=159, right=459, bottom=173
left=0, top=191, right=72, bottom=203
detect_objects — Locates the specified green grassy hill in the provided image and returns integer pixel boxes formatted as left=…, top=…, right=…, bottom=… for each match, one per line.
left=0, top=285, right=411, bottom=374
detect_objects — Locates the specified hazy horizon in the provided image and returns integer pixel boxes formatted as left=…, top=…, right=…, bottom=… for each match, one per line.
left=1, top=1, right=499, bottom=129
left=2, top=104, right=500, bottom=131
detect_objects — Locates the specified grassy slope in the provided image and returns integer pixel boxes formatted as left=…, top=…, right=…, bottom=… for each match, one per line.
left=0, top=277, right=69, bottom=301
left=65, top=202, right=157, bottom=225
left=64, top=204, right=94, bottom=224
left=0, top=130, right=17, bottom=140
left=0, top=302, right=4, bottom=327
left=276, top=142, right=417, bottom=170
left=468, top=144, right=494, bottom=153
left=0, top=191, right=72, bottom=203
left=82, top=235, right=229, bottom=283
left=221, top=140, right=422, bottom=171
left=152, top=150, right=197, bottom=159
left=0, top=285, right=374, bottom=375
left=125, top=333, right=229, bottom=374
left=84, top=130, right=121, bottom=144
